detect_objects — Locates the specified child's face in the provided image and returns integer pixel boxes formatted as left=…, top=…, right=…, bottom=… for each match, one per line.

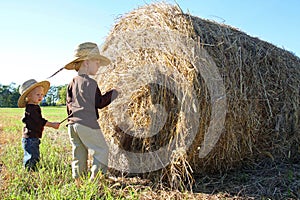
left=26, top=86, right=45, bottom=105
left=87, top=59, right=101, bottom=75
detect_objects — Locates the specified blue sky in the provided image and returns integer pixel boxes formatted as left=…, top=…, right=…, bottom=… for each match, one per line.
left=1, top=0, right=299, bottom=86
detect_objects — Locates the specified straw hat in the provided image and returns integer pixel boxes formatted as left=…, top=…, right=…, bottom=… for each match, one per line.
left=18, top=79, right=50, bottom=108
left=64, top=42, right=111, bottom=70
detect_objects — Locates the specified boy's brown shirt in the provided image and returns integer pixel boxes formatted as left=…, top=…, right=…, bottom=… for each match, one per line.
left=66, top=74, right=117, bottom=129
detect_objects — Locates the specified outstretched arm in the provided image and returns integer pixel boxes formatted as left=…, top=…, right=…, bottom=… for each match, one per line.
left=45, top=121, right=60, bottom=129
left=95, top=87, right=119, bottom=109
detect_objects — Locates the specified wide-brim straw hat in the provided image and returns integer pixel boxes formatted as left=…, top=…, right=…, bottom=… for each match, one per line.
left=18, top=79, right=50, bottom=108
left=64, top=42, right=111, bottom=70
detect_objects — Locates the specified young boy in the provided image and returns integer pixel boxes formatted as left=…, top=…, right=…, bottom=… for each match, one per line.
left=18, top=79, right=60, bottom=171
left=64, top=42, right=118, bottom=182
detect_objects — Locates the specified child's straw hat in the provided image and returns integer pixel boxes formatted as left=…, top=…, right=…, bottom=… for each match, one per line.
left=64, top=42, right=111, bottom=70
left=18, top=79, right=50, bottom=108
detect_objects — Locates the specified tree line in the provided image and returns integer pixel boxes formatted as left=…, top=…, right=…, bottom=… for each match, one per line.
left=0, top=83, right=67, bottom=107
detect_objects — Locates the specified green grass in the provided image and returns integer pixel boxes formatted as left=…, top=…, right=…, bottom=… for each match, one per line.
left=2, top=107, right=197, bottom=199
left=3, top=107, right=296, bottom=199
left=0, top=107, right=140, bottom=199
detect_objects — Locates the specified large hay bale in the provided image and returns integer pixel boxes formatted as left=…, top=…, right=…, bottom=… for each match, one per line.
left=95, top=2, right=299, bottom=186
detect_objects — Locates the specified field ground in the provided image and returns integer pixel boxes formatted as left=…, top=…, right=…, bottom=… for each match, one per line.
left=0, top=107, right=299, bottom=199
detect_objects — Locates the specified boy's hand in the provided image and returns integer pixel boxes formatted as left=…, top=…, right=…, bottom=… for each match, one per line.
left=111, top=89, right=119, bottom=101
left=52, top=122, right=60, bottom=129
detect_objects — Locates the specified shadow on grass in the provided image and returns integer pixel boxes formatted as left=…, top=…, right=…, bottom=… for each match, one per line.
left=193, top=160, right=300, bottom=199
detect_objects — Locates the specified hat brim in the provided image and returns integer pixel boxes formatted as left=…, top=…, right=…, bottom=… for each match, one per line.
left=18, top=81, right=50, bottom=108
left=64, top=55, right=111, bottom=70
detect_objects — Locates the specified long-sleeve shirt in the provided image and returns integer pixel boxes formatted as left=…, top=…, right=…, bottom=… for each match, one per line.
left=22, top=104, right=48, bottom=138
left=66, top=74, right=117, bottom=129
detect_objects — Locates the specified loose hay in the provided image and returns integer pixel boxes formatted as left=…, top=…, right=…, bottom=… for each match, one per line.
left=95, top=2, right=300, bottom=189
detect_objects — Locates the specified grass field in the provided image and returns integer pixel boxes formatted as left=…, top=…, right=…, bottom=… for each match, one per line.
left=0, top=107, right=299, bottom=199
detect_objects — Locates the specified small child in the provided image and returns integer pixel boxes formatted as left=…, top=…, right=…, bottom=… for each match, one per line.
left=18, top=79, right=60, bottom=171
left=64, top=42, right=118, bottom=183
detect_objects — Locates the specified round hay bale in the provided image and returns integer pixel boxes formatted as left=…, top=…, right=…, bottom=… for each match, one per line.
left=95, top=2, right=300, bottom=187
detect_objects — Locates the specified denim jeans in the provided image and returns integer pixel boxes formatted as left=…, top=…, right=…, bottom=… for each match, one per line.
left=22, top=138, right=41, bottom=171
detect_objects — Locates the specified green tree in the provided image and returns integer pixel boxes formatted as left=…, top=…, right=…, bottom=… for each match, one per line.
left=0, top=83, right=67, bottom=107
left=57, top=85, right=67, bottom=105
left=45, top=86, right=58, bottom=106
left=0, top=83, right=19, bottom=107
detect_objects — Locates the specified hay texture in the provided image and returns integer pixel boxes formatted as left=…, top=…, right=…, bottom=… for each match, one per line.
left=95, top=2, right=300, bottom=186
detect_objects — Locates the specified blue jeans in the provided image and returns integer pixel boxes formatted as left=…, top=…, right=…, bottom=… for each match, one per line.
left=22, top=138, right=41, bottom=171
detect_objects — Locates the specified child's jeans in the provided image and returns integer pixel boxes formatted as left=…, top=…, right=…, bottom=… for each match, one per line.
left=68, top=123, right=109, bottom=180
left=22, top=137, right=40, bottom=171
